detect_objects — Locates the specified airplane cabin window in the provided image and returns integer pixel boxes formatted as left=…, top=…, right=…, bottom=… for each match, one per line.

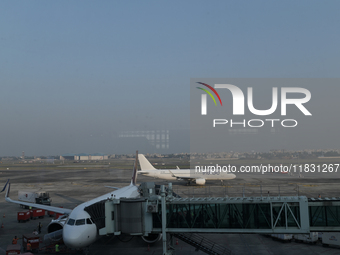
left=86, top=218, right=92, bottom=224
left=75, top=219, right=85, bottom=225
left=67, top=218, right=75, bottom=225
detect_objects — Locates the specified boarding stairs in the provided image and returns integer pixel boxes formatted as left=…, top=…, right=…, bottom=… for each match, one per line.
left=173, top=233, right=232, bottom=255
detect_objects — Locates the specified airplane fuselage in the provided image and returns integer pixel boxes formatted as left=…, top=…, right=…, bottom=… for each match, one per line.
left=139, top=169, right=236, bottom=181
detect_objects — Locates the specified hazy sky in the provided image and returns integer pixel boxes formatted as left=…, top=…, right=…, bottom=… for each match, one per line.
left=1, top=1, right=340, bottom=156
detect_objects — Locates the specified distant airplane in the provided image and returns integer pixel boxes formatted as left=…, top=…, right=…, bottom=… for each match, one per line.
left=2, top=151, right=161, bottom=249
left=138, top=154, right=236, bottom=185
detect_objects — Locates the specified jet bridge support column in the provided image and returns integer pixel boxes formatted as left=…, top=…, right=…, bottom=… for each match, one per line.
left=161, top=185, right=169, bottom=255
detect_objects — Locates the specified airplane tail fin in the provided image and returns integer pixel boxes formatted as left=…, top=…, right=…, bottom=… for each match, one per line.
left=138, top=154, right=157, bottom=171
left=1, top=179, right=9, bottom=193
left=2, top=179, right=11, bottom=202
left=131, top=151, right=138, bottom=185
left=5, top=182, right=10, bottom=200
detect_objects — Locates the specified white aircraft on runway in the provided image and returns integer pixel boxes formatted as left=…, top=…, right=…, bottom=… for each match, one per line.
left=138, top=154, right=236, bottom=185
left=2, top=151, right=161, bottom=249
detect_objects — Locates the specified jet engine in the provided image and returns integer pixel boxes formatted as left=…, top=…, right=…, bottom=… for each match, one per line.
left=47, top=215, right=68, bottom=233
left=195, top=178, right=206, bottom=185
left=141, top=234, right=162, bottom=243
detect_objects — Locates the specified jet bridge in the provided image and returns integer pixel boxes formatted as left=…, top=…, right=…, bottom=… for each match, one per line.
left=152, top=195, right=309, bottom=234
left=98, top=182, right=340, bottom=255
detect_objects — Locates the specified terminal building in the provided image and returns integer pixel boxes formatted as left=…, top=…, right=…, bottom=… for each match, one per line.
left=60, top=153, right=108, bottom=161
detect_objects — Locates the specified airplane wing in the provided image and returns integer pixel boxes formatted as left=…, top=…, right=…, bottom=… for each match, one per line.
left=138, top=171, right=151, bottom=175
left=105, top=186, right=120, bottom=190
left=168, top=169, right=176, bottom=177
left=3, top=180, right=72, bottom=215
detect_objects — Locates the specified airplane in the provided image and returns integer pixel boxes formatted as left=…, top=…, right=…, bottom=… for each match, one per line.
left=137, top=154, right=236, bottom=185
left=2, top=151, right=161, bottom=250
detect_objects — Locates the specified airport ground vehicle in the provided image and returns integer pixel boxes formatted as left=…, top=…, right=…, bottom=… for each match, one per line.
left=22, top=233, right=40, bottom=253
left=17, top=211, right=30, bottom=223
left=271, top=234, right=293, bottom=242
left=48, top=207, right=64, bottom=219
left=294, top=232, right=318, bottom=243
left=18, top=191, right=51, bottom=207
left=321, top=232, right=340, bottom=247
left=6, top=244, right=21, bottom=255
left=29, top=209, right=45, bottom=219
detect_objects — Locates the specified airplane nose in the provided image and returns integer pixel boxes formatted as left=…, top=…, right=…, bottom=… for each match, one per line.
left=63, top=225, right=84, bottom=248
left=63, top=224, right=96, bottom=248
left=230, top=173, right=236, bottom=179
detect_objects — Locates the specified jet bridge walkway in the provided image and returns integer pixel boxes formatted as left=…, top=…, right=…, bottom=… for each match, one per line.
left=152, top=195, right=340, bottom=234
left=152, top=196, right=309, bottom=234
left=98, top=182, right=340, bottom=255
left=308, top=197, right=340, bottom=231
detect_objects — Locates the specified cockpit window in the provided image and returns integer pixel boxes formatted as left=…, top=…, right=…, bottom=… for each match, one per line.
left=75, top=219, right=85, bottom=225
left=86, top=218, right=93, bottom=224
left=67, top=218, right=75, bottom=225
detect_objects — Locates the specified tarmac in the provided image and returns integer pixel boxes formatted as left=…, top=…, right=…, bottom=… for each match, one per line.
left=1, top=164, right=340, bottom=255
